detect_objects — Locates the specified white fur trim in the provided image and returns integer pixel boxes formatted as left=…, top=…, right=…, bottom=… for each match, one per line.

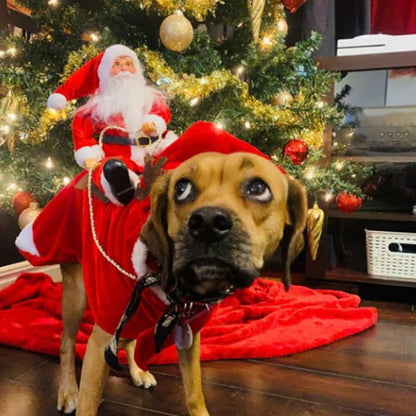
left=143, top=114, right=167, bottom=135
left=132, top=239, right=169, bottom=304
left=131, top=131, right=178, bottom=166
left=100, top=167, right=139, bottom=206
left=130, top=146, right=148, bottom=166
left=150, top=284, right=170, bottom=305
left=159, top=130, right=178, bottom=151
left=15, top=221, right=40, bottom=257
left=132, top=239, right=150, bottom=278
left=47, top=93, right=67, bottom=111
left=74, top=145, right=103, bottom=169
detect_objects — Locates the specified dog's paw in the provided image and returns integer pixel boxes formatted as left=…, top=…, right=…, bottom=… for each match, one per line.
left=130, top=368, right=157, bottom=389
left=57, top=381, right=78, bottom=414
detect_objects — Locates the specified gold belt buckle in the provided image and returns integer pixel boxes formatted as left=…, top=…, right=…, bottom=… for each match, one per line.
left=135, top=135, right=151, bottom=148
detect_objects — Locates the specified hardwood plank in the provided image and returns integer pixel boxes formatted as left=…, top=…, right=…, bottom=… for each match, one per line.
left=0, top=379, right=57, bottom=416
left=102, top=366, right=381, bottom=416
left=0, top=345, right=48, bottom=379
left=198, top=360, right=416, bottom=416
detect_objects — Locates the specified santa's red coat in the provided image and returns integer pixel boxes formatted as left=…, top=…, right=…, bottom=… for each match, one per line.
left=72, top=94, right=172, bottom=168
left=15, top=121, right=276, bottom=369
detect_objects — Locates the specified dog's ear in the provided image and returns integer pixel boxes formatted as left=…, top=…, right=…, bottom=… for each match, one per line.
left=280, top=176, right=308, bottom=291
left=140, top=172, right=173, bottom=292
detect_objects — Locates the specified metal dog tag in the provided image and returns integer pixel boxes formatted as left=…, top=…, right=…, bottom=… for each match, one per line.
left=174, top=323, right=193, bottom=350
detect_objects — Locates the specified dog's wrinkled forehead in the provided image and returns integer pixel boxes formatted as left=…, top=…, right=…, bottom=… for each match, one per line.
left=167, top=151, right=288, bottom=206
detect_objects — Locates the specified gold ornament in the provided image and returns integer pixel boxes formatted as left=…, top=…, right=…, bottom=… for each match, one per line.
left=160, top=11, right=194, bottom=52
left=272, top=90, right=293, bottom=106
left=306, top=202, right=324, bottom=260
left=18, top=202, right=42, bottom=230
left=276, top=18, right=288, bottom=35
left=248, top=0, right=266, bottom=42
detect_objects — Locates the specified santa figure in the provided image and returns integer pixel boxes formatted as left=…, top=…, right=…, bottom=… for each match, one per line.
left=47, top=44, right=177, bottom=205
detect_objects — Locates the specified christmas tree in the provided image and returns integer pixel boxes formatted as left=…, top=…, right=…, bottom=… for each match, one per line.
left=0, top=0, right=370, bottom=215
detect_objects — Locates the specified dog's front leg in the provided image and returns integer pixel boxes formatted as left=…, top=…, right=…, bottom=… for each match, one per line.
left=58, top=263, right=86, bottom=414
left=76, top=324, right=111, bottom=416
left=177, top=332, right=210, bottom=416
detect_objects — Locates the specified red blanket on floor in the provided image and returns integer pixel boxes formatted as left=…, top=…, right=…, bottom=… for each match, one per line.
left=0, top=273, right=377, bottom=365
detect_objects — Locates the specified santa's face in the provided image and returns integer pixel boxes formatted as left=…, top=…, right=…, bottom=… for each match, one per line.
left=110, top=56, right=137, bottom=76
left=88, top=55, right=154, bottom=135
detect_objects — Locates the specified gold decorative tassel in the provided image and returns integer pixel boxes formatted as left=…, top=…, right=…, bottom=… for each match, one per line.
left=247, top=0, right=266, bottom=42
left=307, top=202, right=324, bottom=261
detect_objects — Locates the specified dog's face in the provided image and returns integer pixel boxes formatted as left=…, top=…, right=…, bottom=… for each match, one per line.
left=140, top=152, right=307, bottom=302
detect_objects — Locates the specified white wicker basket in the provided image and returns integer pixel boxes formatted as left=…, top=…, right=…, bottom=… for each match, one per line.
left=365, top=229, right=416, bottom=279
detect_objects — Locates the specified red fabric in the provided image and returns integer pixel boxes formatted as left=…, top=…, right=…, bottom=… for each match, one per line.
left=16, top=121, right=290, bottom=369
left=55, top=52, right=104, bottom=102
left=22, top=173, right=85, bottom=266
left=0, top=273, right=377, bottom=366
left=72, top=94, right=171, bottom=163
left=371, top=0, right=416, bottom=35
left=17, top=121, right=284, bottom=268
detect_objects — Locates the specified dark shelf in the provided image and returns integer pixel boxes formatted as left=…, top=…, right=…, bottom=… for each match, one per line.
left=316, top=266, right=416, bottom=288
left=328, top=209, right=416, bottom=222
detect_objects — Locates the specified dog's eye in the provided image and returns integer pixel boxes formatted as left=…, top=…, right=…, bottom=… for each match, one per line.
left=245, top=178, right=272, bottom=202
left=174, top=179, right=194, bottom=202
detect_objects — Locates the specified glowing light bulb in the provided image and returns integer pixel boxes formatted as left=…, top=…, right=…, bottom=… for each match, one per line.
left=63, top=177, right=71, bottom=185
left=261, top=35, right=273, bottom=49
left=324, top=192, right=333, bottom=202
left=190, top=97, right=199, bottom=106
left=216, top=122, right=224, bottom=130
left=7, top=183, right=17, bottom=191
left=305, top=169, right=315, bottom=180
left=89, top=33, right=100, bottom=43
left=0, top=50, right=5, bottom=58
left=335, top=161, right=344, bottom=171
left=45, top=157, right=54, bottom=169
left=244, top=121, right=251, bottom=129
left=48, top=0, right=59, bottom=5
left=7, top=47, right=16, bottom=56
left=0, top=125, right=10, bottom=134
left=236, top=65, right=244, bottom=75
left=7, top=113, right=17, bottom=121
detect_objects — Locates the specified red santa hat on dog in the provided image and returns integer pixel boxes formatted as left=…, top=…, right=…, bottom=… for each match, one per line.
left=47, top=44, right=144, bottom=111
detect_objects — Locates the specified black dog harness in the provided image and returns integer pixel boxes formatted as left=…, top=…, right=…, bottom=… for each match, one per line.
left=105, top=272, right=235, bottom=371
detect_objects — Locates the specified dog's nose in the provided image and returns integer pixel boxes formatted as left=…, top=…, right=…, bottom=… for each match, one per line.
left=188, top=207, right=233, bottom=242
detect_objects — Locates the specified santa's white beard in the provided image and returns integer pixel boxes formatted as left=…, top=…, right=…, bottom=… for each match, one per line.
left=88, top=72, right=155, bottom=134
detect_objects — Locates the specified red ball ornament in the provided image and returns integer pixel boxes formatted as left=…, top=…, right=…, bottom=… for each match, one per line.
left=12, top=191, right=35, bottom=215
left=336, top=191, right=362, bottom=214
left=284, top=138, right=309, bottom=165
left=282, top=0, right=307, bottom=13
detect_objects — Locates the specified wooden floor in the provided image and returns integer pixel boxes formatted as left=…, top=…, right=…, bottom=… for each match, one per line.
left=1, top=298, right=416, bottom=416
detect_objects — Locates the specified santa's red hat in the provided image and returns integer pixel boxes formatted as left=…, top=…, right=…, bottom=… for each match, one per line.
left=47, top=44, right=144, bottom=111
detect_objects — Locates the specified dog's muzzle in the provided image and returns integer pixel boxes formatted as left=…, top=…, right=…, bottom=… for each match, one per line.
left=173, top=206, right=259, bottom=302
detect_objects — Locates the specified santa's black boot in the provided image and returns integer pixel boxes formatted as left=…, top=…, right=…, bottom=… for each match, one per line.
left=102, top=159, right=135, bottom=205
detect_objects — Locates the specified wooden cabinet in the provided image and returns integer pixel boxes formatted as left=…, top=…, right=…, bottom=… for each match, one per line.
left=306, top=52, right=416, bottom=290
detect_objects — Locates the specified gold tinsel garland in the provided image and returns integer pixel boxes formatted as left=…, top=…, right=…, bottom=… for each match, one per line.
left=32, top=44, right=101, bottom=142
left=29, top=41, right=327, bottom=148
left=137, top=46, right=324, bottom=147
left=137, top=0, right=223, bottom=21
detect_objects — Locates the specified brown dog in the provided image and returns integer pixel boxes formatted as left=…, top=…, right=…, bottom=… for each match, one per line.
left=58, top=151, right=307, bottom=416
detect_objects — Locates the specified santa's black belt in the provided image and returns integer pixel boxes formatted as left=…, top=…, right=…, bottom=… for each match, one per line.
left=101, top=134, right=160, bottom=146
